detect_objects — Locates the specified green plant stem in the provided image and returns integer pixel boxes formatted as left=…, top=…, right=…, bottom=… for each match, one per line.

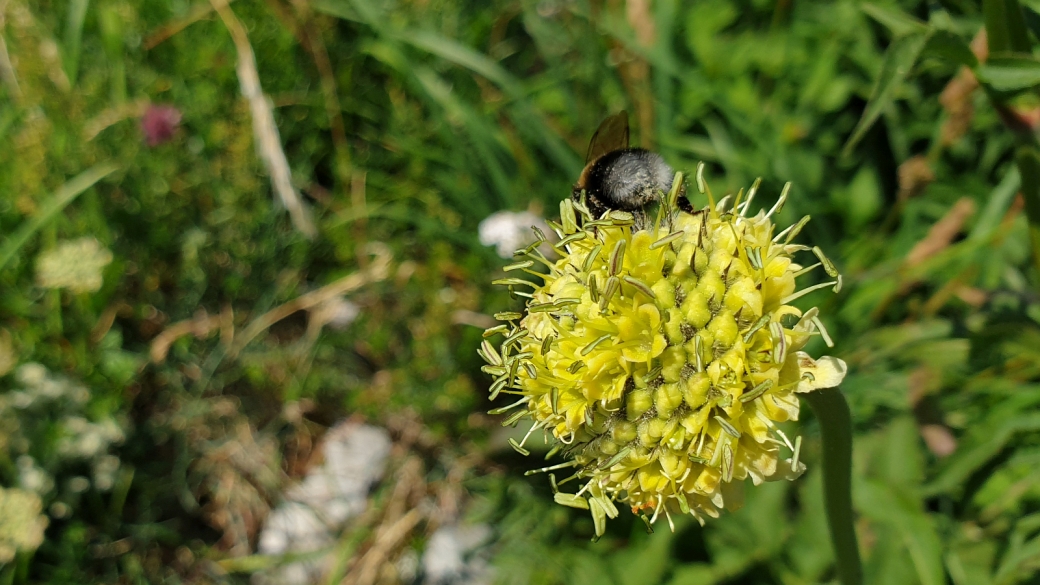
left=803, top=387, right=862, bottom=585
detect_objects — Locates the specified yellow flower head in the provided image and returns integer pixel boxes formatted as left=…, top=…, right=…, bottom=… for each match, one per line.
left=479, top=170, right=847, bottom=535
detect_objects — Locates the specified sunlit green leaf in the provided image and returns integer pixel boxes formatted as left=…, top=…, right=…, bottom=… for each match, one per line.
left=861, top=3, right=929, bottom=37
left=922, top=30, right=979, bottom=68
left=857, top=481, right=945, bottom=585
left=978, top=56, right=1040, bottom=92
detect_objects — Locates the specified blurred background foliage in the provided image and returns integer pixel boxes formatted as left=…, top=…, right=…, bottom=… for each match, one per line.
left=1, top=0, right=1040, bottom=583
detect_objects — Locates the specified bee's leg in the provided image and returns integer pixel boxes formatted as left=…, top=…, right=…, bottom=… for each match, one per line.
left=632, top=209, right=650, bottom=231
left=578, top=191, right=610, bottom=222
left=675, top=185, right=696, bottom=214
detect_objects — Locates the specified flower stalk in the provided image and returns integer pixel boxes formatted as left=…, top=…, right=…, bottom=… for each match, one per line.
left=802, top=387, right=862, bottom=585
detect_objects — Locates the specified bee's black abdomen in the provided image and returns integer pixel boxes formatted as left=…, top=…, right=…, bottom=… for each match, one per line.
left=584, top=148, right=676, bottom=212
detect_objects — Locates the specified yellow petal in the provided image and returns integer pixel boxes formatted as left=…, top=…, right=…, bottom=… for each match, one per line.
left=793, top=353, right=848, bottom=392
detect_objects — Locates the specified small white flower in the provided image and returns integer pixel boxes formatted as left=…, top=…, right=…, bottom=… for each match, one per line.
left=16, top=456, right=53, bottom=495
left=67, top=476, right=91, bottom=494
left=92, top=455, right=121, bottom=491
left=478, top=211, right=552, bottom=259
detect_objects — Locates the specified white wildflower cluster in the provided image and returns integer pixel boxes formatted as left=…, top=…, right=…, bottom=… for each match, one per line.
left=2, top=364, right=128, bottom=501
left=7, top=363, right=90, bottom=409
left=56, top=416, right=125, bottom=460
left=35, top=237, right=113, bottom=293
left=0, top=486, right=49, bottom=564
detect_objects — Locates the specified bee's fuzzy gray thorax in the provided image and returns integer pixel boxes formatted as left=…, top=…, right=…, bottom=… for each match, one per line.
left=596, top=149, right=675, bottom=210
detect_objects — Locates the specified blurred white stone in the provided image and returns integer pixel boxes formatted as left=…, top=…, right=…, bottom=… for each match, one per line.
left=478, top=211, right=552, bottom=259
left=254, top=422, right=391, bottom=585
left=422, top=524, right=493, bottom=585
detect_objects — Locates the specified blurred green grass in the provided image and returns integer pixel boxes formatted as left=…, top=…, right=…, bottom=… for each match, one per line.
left=1, top=0, right=1040, bottom=583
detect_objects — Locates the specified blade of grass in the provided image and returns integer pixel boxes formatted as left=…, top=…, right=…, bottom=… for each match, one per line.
left=98, top=4, right=126, bottom=104
left=923, top=412, right=1040, bottom=497
left=317, top=0, right=583, bottom=175
left=0, top=162, right=118, bottom=271
left=979, top=56, right=1040, bottom=92
left=62, top=0, right=90, bottom=84
left=968, top=165, right=1020, bottom=242
left=359, top=40, right=508, bottom=214
left=401, top=30, right=582, bottom=174
left=984, top=0, right=1032, bottom=53
left=861, top=3, right=928, bottom=37
left=857, top=480, right=944, bottom=585
left=843, top=30, right=930, bottom=156
left=412, top=67, right=513, bottom=211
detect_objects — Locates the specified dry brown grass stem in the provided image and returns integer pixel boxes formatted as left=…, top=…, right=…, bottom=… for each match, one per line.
left=150, top=245, right=390, bottom=362
left=82, top=98, right=150, bottom=142
left=339, top=457, right=426, bottom=585
left=903, top=197, right=977, bottom=268
left=229, top=244, right=391, bottom=357
left=210, top=0, right=317, bottom=239
left=149, top=306, right=232, bottom=363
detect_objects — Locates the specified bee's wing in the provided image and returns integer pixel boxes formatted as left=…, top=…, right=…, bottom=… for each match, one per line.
left=585, top=111, right=630, bottom=163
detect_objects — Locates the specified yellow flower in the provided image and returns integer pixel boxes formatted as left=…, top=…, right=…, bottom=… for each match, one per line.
left=480, top=171, right=847, bottom=535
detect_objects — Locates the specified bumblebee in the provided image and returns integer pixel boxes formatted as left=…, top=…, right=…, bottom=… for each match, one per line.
left=572, top=111, right=692, bottom=220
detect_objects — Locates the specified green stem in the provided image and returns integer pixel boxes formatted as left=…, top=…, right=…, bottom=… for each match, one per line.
left=802, top=387, right=862, bottom=585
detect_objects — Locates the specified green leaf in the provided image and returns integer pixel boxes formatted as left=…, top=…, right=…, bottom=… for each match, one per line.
left=924, top=413, right=1040, bottom=496
left=922, top=30, right=979, bottom=68
left=843, top=31, right=930, bottom=156
left=861, top=3, right=929, bottom=37
left=994, top=513, right=1040, bottom=584
left=857, top=481, right=945, bottom=585
left=62, top=0, right=90, bottom=84
left=978, top=56, right=1040, bottom=92
left=613, top=528, right=677, bottom=585
left=970, top=166, right=1021, bottom=241
left=1021, top=0, right=1040, bottom=40
left=985, top=0, right=1032, bottom=54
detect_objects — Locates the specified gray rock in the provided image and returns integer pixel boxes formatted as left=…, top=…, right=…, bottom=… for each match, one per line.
left=254, top=422, right=392, bottom=585
left=421, top=524, right=493, bottom=585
